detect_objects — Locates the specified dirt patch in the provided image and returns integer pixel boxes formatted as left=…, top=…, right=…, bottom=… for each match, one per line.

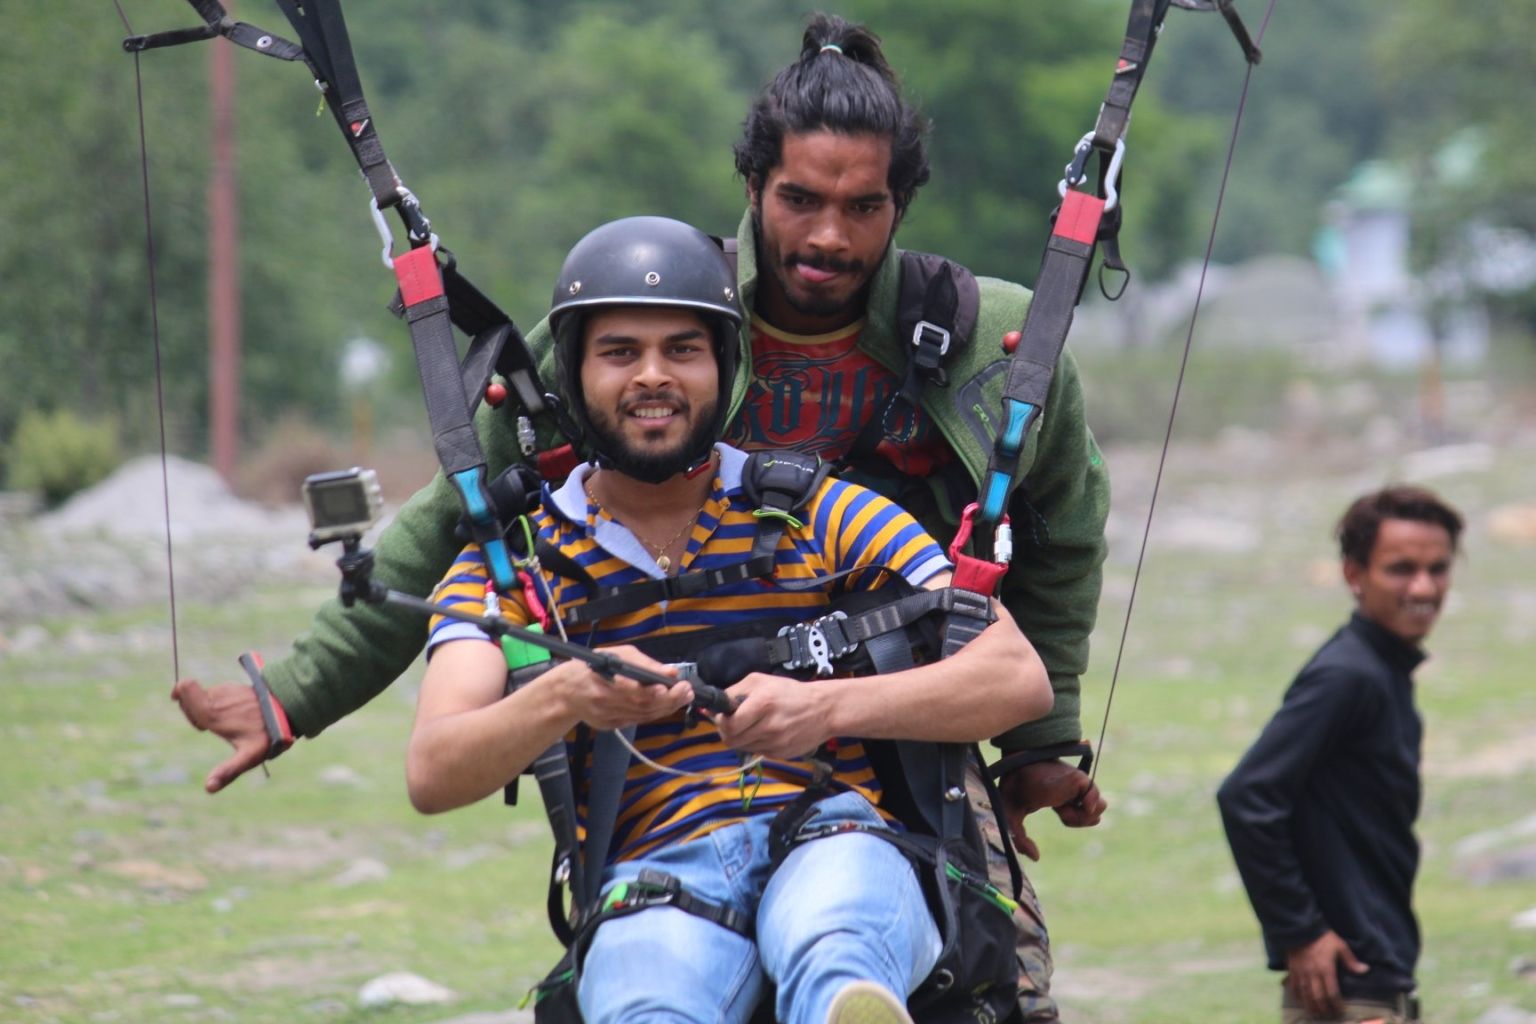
left=203, top=826, right=378, bottom=875
left=1051, top=963, right=1159, bottom=1002
left=215, top=949, right=377, bottom=997
left=1427, top=730, right=1536, bottom=780
left=99, top=859, right=208, bottom=892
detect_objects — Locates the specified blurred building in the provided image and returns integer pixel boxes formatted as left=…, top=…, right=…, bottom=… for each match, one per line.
left=1314, top=134, right=1536, bottom=369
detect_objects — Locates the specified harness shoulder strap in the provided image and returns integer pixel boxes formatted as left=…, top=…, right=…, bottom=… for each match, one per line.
left=740, top=449, right=831, bottom=526
left=840, top=252, right=980, bottom=473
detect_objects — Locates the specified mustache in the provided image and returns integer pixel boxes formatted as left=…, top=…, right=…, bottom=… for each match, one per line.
left=786, top=252, right=864, bottom=275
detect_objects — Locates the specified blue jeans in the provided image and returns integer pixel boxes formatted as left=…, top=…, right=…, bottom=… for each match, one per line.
left=576, top=790, right=941, bottom=1024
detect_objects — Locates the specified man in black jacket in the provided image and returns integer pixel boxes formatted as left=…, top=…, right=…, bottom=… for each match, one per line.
left=1217, top=485, right=1463, bottom=1024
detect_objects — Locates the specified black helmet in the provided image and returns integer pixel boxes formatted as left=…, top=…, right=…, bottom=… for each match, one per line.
left=549, top=216, right=743, bottom=475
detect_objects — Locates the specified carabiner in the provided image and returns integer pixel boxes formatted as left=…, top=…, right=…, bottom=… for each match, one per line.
left=948, top=502, right=1011, bottom=598
left=368, top=188, right=440, bottom=269
left=1057, top=133, right=1126, bottom=213
left=369, top=197, right=397, bottom=268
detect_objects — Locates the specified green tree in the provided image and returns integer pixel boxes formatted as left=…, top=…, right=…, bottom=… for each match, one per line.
left=1375, top=0, right=1536, bottom=330
left=0, top=0, right=1257, bottom=479
left=1150, top=0, right=1397, bottom=264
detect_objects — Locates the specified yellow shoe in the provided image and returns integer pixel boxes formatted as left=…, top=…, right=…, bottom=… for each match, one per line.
left=825, top=980, right=914, bottom=1024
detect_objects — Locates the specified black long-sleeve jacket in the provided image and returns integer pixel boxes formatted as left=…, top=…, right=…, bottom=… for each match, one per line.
left=1217, top=612, right=1425, bottom=999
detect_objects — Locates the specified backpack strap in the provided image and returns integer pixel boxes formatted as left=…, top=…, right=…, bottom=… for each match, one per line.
left=837, top=252, right=980, bottom=474
left=715, top=238, right=979, bottom=477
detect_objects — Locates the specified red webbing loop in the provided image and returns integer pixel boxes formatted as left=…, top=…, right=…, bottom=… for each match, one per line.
left=947, top=503, right=1010, bottom=596
left=393, top=244, right=444, bottom=307
left=536, top=444, right=581, bottom=481
left=1054, top=190, right=1106, bottom=246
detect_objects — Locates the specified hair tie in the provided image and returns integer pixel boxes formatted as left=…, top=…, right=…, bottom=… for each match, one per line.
left=819, top=43, right=844, bottom=55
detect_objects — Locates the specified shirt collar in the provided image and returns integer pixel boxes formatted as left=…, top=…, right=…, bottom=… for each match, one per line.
left=1347, top=610, right=1428, bottom=674
left=545, top=443, right=749, bottom=523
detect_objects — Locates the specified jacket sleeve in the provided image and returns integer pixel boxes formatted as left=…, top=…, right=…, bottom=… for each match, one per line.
left=990, top=348, right=1110, bottom=752
left=261, top=469, right=470, bottom=737
left=1215, top=662, right=1371, bottom=953
left=261, top=321, right=557, bottom=737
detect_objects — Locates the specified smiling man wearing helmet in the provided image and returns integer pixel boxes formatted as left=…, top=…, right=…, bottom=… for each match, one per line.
left=408, top=216, right=1049, bottom=1024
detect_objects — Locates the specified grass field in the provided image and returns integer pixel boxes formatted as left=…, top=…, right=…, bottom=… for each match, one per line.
left=3, top=432, right=1534, bottom=1023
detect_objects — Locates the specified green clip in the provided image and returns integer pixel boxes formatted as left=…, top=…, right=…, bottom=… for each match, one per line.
left=501, top=624, right=552, bottom=671
left=523, top=968, right=575, bottom=1008
left=739, top=762, right=764, bottom=811
left=946, top=862, right=1020, bottom=914
left=601, top=882, right=630, bottom=912
left=752, top=508, right=804, bottom=530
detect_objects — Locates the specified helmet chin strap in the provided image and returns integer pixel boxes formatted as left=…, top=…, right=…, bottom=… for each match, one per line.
left=583, top=409, right=715, bottom=484
left=589, top=441, right=716, bottom=485
left=683, top=452, right=717, bottom=479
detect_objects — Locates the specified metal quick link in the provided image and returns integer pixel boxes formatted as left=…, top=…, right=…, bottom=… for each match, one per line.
left=516, top=414, right=537, bottom=457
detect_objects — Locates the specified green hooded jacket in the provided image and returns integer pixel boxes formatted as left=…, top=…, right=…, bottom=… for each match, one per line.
left=264, top=211, right=1109, bottom=753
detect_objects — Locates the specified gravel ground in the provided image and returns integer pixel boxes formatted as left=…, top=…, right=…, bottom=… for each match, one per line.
left=0, top=456, right=351, bottom=641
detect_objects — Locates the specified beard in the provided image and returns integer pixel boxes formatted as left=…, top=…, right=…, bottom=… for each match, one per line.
left=751, top=207, right=882, bottom=321
left=584, top=392, right=719, bottom=484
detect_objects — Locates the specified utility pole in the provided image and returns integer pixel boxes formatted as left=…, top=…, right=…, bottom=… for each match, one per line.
left=209, top=9, right=241, bottom=486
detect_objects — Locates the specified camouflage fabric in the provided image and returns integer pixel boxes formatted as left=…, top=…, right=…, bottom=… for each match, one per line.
left=1281, top=987, right=1422, bottom=1024
left=966, top=758, right=1058, bottom=1023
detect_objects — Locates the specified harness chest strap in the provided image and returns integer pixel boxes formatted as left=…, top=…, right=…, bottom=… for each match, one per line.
left=561, top=451, right=832, bottom=629
left=750, top=586, right=993, bottom=679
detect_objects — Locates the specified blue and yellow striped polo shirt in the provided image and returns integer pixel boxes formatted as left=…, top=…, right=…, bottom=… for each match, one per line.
left=428, top=444, right=948, bottom=862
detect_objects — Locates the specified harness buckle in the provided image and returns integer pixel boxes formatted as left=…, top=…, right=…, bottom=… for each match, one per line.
left=601, top=869, right=682, bottom=913
left=777, top=610, right=855, bottom=677
left=911, top=320, right=951, bottom=359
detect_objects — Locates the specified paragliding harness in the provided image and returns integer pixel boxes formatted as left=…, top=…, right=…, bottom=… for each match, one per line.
left=495, top=450, right=1026, bottom=1023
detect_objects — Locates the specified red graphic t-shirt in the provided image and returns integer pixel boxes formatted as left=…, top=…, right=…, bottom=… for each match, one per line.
left=724, top=315, right=952, bottom=476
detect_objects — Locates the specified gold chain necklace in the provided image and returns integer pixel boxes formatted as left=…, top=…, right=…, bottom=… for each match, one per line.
left=584, top=477, right=699, bottom=573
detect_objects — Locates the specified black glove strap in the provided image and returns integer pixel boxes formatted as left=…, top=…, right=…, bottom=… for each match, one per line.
left=238, top=652, right=294, bottom=760
left=988, top=741, right=1092, bottom=781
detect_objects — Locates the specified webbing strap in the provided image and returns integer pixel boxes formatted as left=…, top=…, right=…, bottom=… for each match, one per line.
left=760, top=587, right=993, bottom=676
left=561, top=552, right=777, bottom=629
left=440, top=262, right=547, bottom=416
left=978, top=190, right=1106, bottom=523
left=1095, top=0, right=1174, bottom=145
left=533, top=740, right=582, bottom=946
left=862, top=628, right=915, bottom=675
left=577, top=728, right=635, bottom=908
left=977, top=0, right=1159, bottom=525
left=393, top=245, right=517, bottom=591
left=123, top=1, right=308, bottom=62
left=272, top=0, right=401, bottom=209
left=977, top=0, right=1261, bottom=527
left=838, top=261, right=959, bottom=473
left=397, top=247, right=477, bottom=474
